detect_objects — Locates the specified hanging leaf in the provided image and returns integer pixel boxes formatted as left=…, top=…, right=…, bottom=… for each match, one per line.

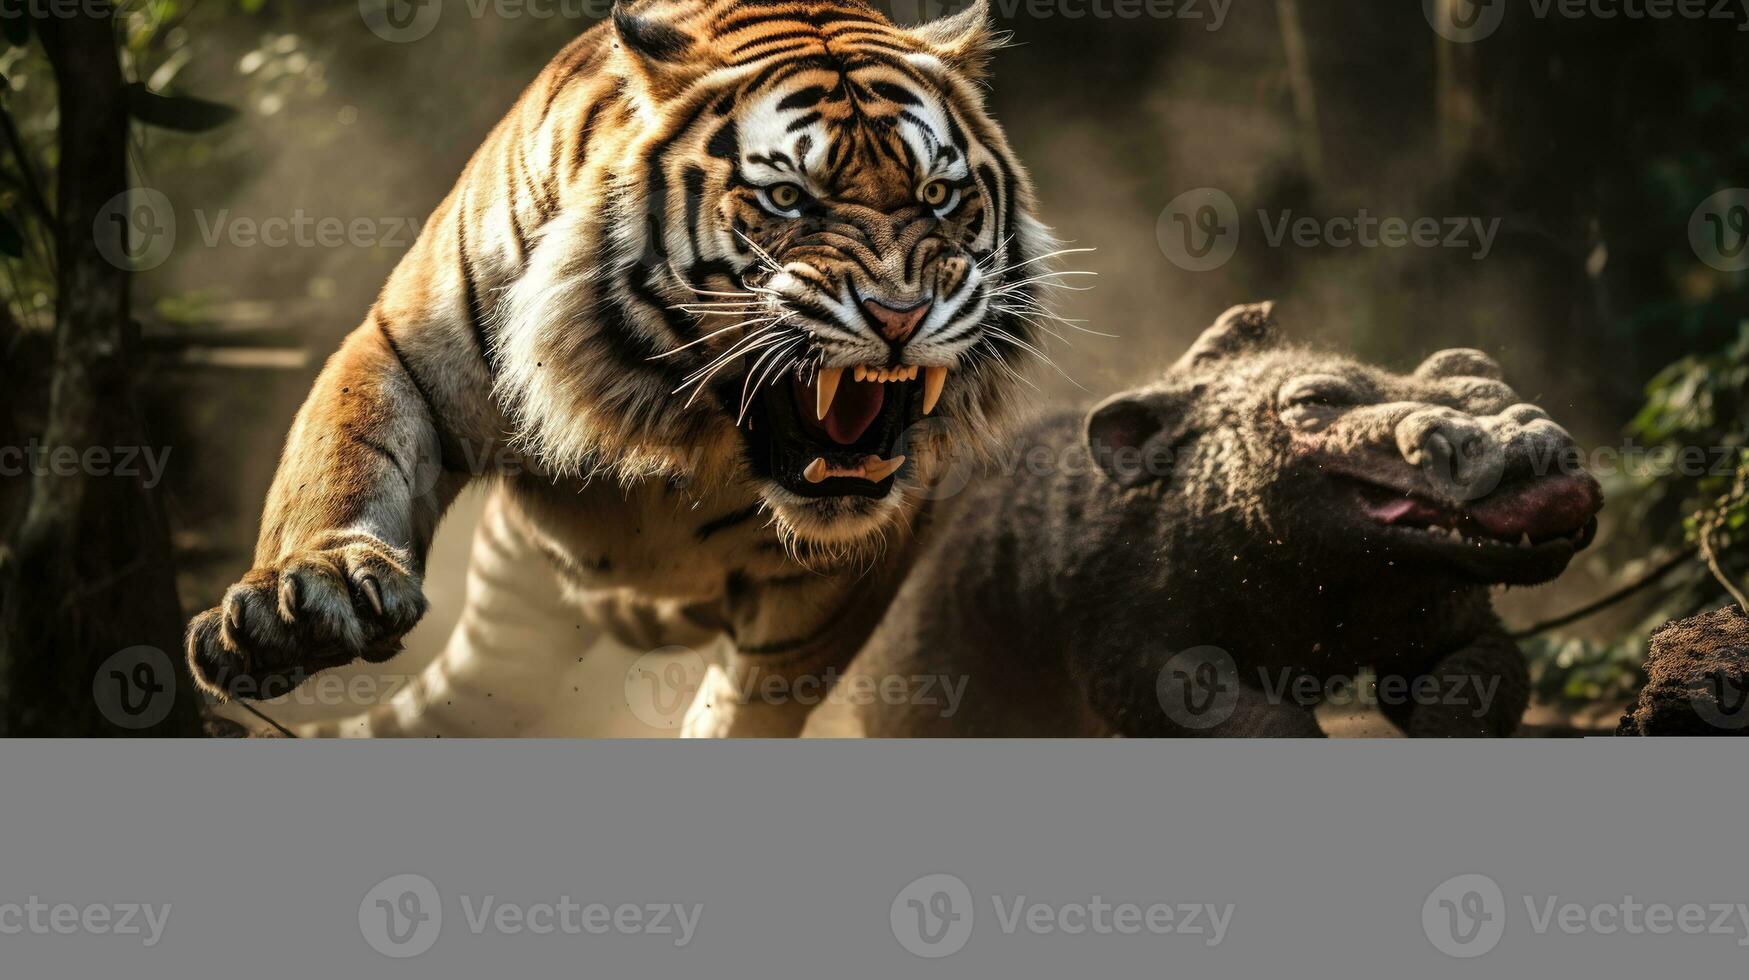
left=125, top=83, right=239, bottom=133
left=0, top=213, right=23, bottom=259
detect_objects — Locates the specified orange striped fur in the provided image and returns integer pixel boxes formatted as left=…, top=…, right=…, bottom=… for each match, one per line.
left=189, top=0, right=1057, bottom=737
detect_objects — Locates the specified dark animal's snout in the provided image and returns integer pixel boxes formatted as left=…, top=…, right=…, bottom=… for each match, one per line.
left=1395, top=403, right=1603, bottom=540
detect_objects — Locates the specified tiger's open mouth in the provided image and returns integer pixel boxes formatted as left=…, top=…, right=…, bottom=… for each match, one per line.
left=744, top=363, right=948, bottom=499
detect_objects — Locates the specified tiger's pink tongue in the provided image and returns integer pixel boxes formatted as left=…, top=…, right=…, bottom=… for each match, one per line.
left=799, top=376, right=885, bottom=445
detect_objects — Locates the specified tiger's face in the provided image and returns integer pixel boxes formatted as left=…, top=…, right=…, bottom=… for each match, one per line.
left=495, top=1, right=1053, bottom=553
left=655, top=2, right=1048, bottom=547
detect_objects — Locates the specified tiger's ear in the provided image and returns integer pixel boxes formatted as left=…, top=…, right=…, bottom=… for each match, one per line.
left=909, top=0, right=1002, bottom=79
left=613, top=1, right=707, bottom=101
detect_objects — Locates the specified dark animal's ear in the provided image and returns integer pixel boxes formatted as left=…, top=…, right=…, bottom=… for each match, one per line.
left=1085, top=390, right=1192, bottom=489
left=1174, top=301, right=1281, bottom=370
left=613, top=1, right=704, bottom=99
left=908, top=0, right=1002, bottom=79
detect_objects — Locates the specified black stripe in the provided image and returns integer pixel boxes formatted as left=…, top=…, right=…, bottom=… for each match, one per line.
left=776, top=84, right=830, bottom=111
left=695, top=504, right=763, bottom=541
left=358, top=436, right=413, bottom=484
left=715, top=9, right=889, bottom=37
left=732, top=30, right=818, bottom=56
left=373, top=311, right=456, bottom=469
left=572, top=99, right=607, bottom=180
left=870, top=80, right=921, bottom=106
left=731, top=42, right=817, bottom=66
left=504, top=159, right=529, bottom=261
left=681, top=166, right=708, bottom=258
left=517, top=141, right=553, bottom=222
left=454, top=205, right=498, bottom=373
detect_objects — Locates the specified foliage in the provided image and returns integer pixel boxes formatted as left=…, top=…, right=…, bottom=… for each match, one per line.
left=1528, top=324, right=1749, bottom=711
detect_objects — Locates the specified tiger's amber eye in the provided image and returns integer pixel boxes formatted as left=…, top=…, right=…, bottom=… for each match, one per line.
left=920, top=181, right=951, bottom=207
left=768, top=183, right=802, bottom=210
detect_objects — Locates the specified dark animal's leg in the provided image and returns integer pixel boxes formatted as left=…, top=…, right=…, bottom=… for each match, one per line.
left=1085, top=659, right=1325, bottom=738
left=1380, top=629, right=1528, bottom=738
left=1200, top=683, right=1327, bottom=737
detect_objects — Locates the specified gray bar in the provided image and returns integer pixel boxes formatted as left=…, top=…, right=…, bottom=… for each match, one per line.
left=0, top=740, right=1741, bottom=977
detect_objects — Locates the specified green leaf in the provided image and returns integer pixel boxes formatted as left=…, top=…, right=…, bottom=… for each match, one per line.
left=0, top=214, right=24, bottom=259
left=125, top=84, right=238, bottom=133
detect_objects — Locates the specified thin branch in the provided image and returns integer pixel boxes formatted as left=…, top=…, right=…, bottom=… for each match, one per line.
left=1510, top=546, right=1699, bottom=639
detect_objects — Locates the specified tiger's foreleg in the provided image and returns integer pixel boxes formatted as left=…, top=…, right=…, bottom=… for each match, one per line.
left=186, top=321, right=466, bottom=700
left=299, top=489, right=614, bottom=737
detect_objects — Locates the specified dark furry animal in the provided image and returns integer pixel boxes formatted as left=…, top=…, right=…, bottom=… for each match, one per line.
left=807, top=303, right=1605, bottom=737
left=1617, top=606, right=1749, bottom=736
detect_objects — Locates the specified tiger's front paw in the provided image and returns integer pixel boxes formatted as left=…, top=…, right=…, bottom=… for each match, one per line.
left=185, top=536, right=427, bottom=701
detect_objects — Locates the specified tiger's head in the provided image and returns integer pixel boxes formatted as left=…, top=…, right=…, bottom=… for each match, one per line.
left=560, top=0, right=1058, bottom=552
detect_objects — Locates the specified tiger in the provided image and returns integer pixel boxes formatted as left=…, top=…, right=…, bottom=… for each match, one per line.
left=185, top=0, right=1060, bottom=737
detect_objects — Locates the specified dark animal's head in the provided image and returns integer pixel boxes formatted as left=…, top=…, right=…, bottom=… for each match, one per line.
left=1086, top=303, right=1603, bottom=585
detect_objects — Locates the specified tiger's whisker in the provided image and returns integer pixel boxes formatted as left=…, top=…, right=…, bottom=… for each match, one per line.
left=651, top=315, right=785, bottom=360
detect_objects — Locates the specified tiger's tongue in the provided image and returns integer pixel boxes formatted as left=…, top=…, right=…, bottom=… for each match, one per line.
left=798, top=376, right=886, bottom=446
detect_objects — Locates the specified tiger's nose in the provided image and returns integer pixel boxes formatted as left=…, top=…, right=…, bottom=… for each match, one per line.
left=862, top=298, right=932, bottom=344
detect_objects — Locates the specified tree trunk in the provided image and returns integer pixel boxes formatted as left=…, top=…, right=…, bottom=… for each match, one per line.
left=0, top=3, right=203, bottom=736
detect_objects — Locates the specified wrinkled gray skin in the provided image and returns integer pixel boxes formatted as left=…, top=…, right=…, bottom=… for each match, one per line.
left=807, top=303, right=1604, bottom=737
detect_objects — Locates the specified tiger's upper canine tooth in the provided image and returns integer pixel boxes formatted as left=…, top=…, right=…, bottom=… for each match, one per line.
left=863, top=454, right=906, bottom=483
left=815, top=367, right=843, bottom=421
left=803, top=458, right=829, bottom=484
left=922, top=366, right=948, bottom=415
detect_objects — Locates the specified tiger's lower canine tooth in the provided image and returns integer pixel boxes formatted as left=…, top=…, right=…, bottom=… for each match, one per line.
left=803, top=458, right=829, bottom=484
left=815, top=367, right=843, bottom=421
left=863, top=455, right=906, bottom=482
left=922, top=366, right=948, bottom=415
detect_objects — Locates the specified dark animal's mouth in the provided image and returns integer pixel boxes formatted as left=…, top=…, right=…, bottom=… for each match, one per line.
left=1342, top=474, right=1601, bottom=557
left=743, top=363, right=948, bottom=499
